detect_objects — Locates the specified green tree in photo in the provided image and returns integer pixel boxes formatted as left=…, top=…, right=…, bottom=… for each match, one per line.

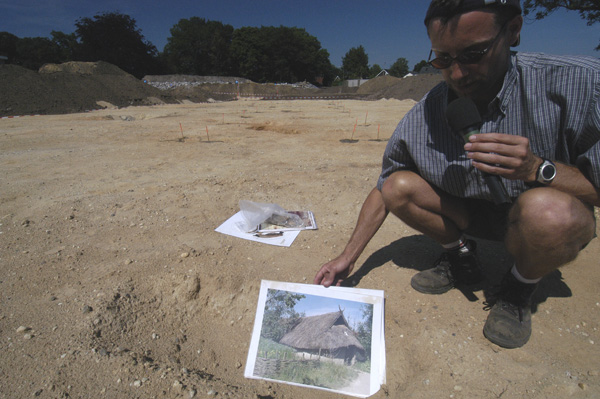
left=355, top=304, right=373, bottom=360
left=261, top=290, right=305, bottom=342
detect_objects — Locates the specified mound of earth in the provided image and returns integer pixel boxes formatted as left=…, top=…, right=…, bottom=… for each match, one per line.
left=143, top=75, right=252, bottom=84
left=39, top=61, right=131, bottom=76
left=0, top=62, right=176, bottom=117
left=361, top=73, right=445, bottom=101
left=1, top=61, right=444, bottom=117
left=356, top=74, right=402, bottom=94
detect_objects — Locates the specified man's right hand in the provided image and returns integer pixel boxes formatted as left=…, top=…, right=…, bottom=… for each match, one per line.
left=313, top=187, right=389, bottom=287
left=313, top=256, right=355, bottom=287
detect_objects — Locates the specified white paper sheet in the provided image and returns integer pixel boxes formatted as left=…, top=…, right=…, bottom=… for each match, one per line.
left=215, top=211, right=301, bottom=247
left=245, top=280, right=385, bottom=398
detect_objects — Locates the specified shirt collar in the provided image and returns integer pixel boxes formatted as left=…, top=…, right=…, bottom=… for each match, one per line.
left=491, top=52, right=519, bottom=117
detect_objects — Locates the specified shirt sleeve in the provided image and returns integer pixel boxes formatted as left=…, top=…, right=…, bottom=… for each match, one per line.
left=575, top=74, right=600, bottom=187
left=376, top=122, right=415, bottom=191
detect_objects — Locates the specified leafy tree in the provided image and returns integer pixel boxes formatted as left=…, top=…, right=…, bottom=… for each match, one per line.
left=413, top=60, right=429, bottom=73
left=342, top=45, right=369, bottom=79
left=230, top=26, right=333, bottom=84
left=369, top=63, right=383, bottom=78
left=14, top=37, right=63, bottom=70
left=355, top=304, right=373, bottom=359
left=1, top=32, right=72, bottom=69
left=75, top=12, right=160, bottom=77
left=523, top=0, right=600, bottom=50
left=261, top=289, right=305, bottom=342
left=388, top=57, right=409, bottom=77
left=50, top=31, right=79, bottom=62
left=0, top=32, right=18, bottom=61
left=163, top=18, right=234, bottom=75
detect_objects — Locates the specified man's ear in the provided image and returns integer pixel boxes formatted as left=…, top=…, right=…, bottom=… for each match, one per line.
left=509, top=15, right=523, bottom=47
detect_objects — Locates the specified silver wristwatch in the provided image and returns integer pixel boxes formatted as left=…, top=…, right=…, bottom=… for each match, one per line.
left=536, top=159, right=556, bottom=185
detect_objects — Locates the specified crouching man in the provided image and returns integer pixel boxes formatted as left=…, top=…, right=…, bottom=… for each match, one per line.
left=314, top=0, right=599, bottom=348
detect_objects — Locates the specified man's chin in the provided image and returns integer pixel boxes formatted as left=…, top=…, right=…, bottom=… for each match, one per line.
left=450, top=84, right=491, bottom=105
left=450, top=83, right=478, bottom=99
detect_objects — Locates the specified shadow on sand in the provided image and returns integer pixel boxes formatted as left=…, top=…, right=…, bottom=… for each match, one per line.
left=340, top=234, right=571, bottom=314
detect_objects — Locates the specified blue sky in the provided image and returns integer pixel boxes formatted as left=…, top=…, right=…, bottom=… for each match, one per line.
left=1, top=0, right=598, bottom=70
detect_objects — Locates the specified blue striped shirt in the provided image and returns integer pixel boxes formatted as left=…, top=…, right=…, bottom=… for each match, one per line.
left=377, top=52, right=600, bottom=201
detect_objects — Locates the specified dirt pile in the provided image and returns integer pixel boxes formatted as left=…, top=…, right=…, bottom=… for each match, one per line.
left=360, top=73, right=445, bottom=101
left=143, top=75, right=252, bottom=84
left=0, top=62, right=176, bottom=117
left=40, top=61, right=131, bottom=76
left=1, top=61, right=444, bottom=117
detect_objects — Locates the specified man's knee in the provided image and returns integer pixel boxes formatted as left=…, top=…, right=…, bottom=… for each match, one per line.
left=509, top=188, right=595, bottom=244
left=380, top=171, right=423, bottom=209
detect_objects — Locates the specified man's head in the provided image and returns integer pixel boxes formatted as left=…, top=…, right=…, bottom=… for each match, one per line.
left=425, top=0, right=523, bottom=107
left=425, top=0, right=522, bottom=28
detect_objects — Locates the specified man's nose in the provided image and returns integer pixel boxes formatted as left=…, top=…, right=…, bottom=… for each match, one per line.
left=448, top=60, right=469, bottom=80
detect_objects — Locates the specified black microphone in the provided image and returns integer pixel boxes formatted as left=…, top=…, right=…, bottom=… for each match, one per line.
left=446, top=97, right=511, bottom=205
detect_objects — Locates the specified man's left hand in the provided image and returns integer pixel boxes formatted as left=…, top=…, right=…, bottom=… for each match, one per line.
left=464, top=133, right=541, bottom=182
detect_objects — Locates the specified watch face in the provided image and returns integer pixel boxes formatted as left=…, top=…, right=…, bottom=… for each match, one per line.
left=539, top=161, right=557, bottom=183
left=542, top=165, right=555, bottom=179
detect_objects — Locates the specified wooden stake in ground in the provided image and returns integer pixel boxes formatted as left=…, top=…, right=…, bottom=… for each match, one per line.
left=179, top=122, right=184, bottom=140
left=206, top=126, right=210, bottom=142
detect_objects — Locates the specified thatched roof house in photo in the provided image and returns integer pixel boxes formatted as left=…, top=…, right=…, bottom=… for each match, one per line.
left=279, top=310, right=367, bottom=364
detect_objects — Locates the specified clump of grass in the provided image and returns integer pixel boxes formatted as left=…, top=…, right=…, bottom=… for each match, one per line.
left=257, top=337, right=296, bottom=359
left=256, top=337, right=367, bottom=390
left=276, top=360, right=357, bottom=389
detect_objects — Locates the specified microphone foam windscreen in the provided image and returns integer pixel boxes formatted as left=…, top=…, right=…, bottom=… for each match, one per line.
left=446, top=97, right=481, bottom=132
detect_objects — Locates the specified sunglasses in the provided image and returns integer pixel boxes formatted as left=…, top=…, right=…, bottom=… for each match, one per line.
left=428, top=22, right=507, bottom=70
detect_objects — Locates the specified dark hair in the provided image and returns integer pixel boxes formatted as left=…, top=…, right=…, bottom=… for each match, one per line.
left=425, top=0, right=522, bottom=27
left=425, top=0, right=522, bottom=45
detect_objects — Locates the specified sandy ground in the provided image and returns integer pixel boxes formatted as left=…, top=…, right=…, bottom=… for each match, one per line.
left=1, top=99, right=599, bottom=399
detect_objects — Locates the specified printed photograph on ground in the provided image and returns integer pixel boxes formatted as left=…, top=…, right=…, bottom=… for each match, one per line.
left=245, top=281, right=385, bottom=398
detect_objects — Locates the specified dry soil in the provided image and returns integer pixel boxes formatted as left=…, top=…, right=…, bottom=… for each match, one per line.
left=1, top=64, right=599, bottom=399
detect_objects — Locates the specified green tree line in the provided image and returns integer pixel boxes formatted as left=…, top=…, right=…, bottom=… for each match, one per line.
left=0, top=11, right=416, bottom=85
left=4, top=3, right=593, bottom=84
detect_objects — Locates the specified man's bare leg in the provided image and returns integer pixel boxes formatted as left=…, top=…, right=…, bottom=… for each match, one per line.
left=484, top=187, right=595, bottom=348
left=380, top=170, right=470, bottom=244
left=505, top=187, right=595, bottom=279
left=380, top=171, right=483, bottom=294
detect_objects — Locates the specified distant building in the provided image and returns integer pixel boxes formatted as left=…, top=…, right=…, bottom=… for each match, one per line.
left=346, top=78, right=369, bottom=87
left=279, top=310, right=367, bottom=365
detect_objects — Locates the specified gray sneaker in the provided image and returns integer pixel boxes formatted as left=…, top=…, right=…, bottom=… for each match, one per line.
left=483, top=271, right=537, bottom=348
left=410, top=240, right=482, bottom=295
